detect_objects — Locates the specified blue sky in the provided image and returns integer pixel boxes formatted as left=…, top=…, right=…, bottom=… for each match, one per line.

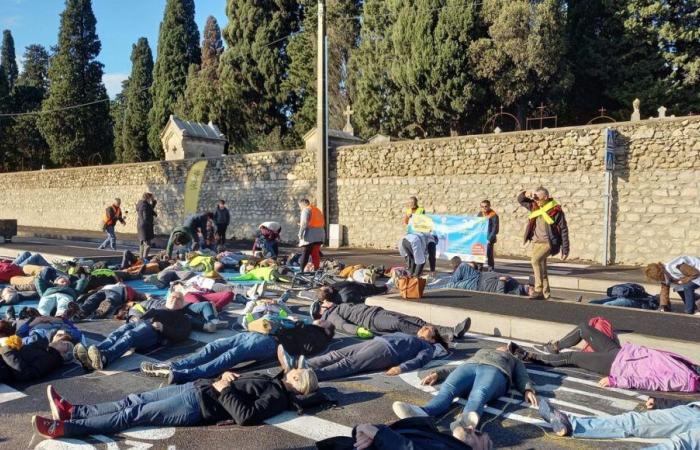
left=1, top=0, right=228, bottom=98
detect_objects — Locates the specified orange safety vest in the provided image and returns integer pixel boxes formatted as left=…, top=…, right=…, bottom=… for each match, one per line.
left=103, top=205, right=122, bottom=226
left=307, top=205, right=325, bottom=228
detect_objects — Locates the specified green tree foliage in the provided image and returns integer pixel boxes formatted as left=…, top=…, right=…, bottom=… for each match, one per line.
left=469, top=0, right=572, bottom=121
left=7, top=45, right=50, bottom=170
left=284, top=0, right=362, bottom=143
left=178, top=16, right=223, bottom=124
left=38, top=0, right=113, bottom=167
left=1, top=30, right=18, bottom=91
left=122, top=38, right=153, bottom=162
left=219, top=0, right=299, bottom=152
left=347, top=0, right=399, bottom=138
left=148, top=0, right=200, bottom=158
left=111, top=80, right=128, bottom=163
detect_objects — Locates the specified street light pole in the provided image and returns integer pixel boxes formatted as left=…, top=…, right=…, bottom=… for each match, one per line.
left=316, top=0, right=328, bottom=223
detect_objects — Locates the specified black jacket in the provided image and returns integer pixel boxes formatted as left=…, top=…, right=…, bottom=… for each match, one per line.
left=477, top=211, right=499, bottom=243
left=197, top=374, right=292, bottom=425
left=275, top=321, right=334, bottom=357
left=0, top=336, right=63, bottom=382
left=322, top=303, right=382, bottom=335
left=214, top=207, right=230, bottom=226
left=140, top=308, right=192, bottom=343
left=316, top=417, right=471, bottom=450
left=330, top=281, right=387, bottom=304
left=136, top=199, right=157, bottom=242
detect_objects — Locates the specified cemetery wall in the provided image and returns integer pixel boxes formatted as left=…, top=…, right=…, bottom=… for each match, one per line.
left=0, top=116, right=697, bottom=264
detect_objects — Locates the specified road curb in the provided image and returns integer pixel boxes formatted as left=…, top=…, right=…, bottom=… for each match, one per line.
left=366, top=295, right=700, bottom=361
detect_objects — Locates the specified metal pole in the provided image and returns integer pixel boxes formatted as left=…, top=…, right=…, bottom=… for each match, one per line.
left=602, top=170, right=612, bottom=265
left=316, top=0, right=328, bottom=223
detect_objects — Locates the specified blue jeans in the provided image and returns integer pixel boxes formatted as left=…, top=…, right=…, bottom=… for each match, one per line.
left=38, top=293, right=74, bottom=316
left=571, top=403, right=700, bottom=449
left=675, top=282, right=699, bottom=314
left=185, top=301, right=218, bottom=330
left=64, top=382, right=202, bottom=436
left=589, top=297, right=647, bottom=309
left=422, top=363, right=508, bottom=418
left=13, top=251, right=51, bottom=267
left=99, top=225, right=117, bottom=250
left=96, top=321, right=160, bottom=365
left=169, top=332, right=277, bottom=383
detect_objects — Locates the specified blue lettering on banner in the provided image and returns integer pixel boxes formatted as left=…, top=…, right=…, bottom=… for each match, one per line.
left=408, top=214, right=489, bottom=263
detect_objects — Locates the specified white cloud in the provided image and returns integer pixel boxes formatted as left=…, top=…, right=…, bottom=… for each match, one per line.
left=103, top=73, right=128, bottom=99
left=2, top=16, right=20, bottom=28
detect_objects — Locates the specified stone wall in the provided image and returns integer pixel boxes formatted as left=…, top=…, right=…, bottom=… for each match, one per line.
left=0, top=150, right=316, bottom=243
left=0, top=116, right=697, bottom=265
left=330, top=116, right=700, bottom=264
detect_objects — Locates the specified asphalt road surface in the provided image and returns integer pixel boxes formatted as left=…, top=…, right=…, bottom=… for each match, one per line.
left=3, top=297, right=697, bottom=450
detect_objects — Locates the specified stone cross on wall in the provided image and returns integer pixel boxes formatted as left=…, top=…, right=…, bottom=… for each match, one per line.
left=657, top=106, right=667, bottom=118
left=343, top=105, right=355, bottom=136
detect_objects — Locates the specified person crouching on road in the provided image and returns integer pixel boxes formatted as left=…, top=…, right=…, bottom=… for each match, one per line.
left=644, top=256, right=700, bottom=314
left=398, top=232, right=438, bottom=277
left=32, top=368, right=318, bottom=439
left=518, top=187, right=569, bottom=300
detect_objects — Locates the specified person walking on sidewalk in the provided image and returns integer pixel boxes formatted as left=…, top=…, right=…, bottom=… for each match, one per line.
left=213, top=199, right=230, bottom=248
left=297, top=198, right=325, bottom=270
left=98, top=198, right=126, bottom=251
left=477, top=200, right=499, bottom=270
left=644, top=256, right=700, bottom=314
left=518, top=187, right=569, bottom=300
left=136, top=193, right=157, bottom=260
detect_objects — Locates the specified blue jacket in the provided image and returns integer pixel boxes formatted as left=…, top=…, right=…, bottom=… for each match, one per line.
left=447, top=263, right=480, bottom=290
left=378, top=333, right=435, bottom=372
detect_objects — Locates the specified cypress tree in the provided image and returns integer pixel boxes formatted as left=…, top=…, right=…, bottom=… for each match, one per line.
left=1, top=30, right=18, bottom=91
left=111, top=81, right=128, bottom=163
left=38, top=0, right=113, bottom=167
left=179, top=16, right=223, bottom=123
left=148, top=0, right=200, bottom=158
left=122, top=38, right=154, bottom=162
left=8, top=44, right=50, bottom=170
left=469, top=0, right=572, bottom=121
left=284, top=0, right=362, bottom=143
left=219, top=0, right=299, bottom=151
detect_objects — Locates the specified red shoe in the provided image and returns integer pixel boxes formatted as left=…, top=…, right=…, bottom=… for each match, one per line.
left=32, top=415, right=65, bottom=439
left=46, top=385, right=73, bottom=420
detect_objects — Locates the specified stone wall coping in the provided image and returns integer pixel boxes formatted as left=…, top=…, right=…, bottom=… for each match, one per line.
left=337, top=115, right=700, bottom=151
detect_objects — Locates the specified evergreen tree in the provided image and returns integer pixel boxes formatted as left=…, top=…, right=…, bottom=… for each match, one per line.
left=284, top=0, right=362, bottom=143
left=38, top=0, right=113, bottom=167
left=178, top=16, right=223, bottom=124
left=8, top=44, right=50, bottom=170
left=148, top=0, right=200, bottom=158
left=347, top=0, right=399, bottom=138
left=111, top=81, right=128, bottom=162
left=122, top=38, right=153, bottom=162
left=1, top=30, right=18, bottom=91
left=469, top=0, right=572, bottom=121
left=219, top=0, right=299, bottom=151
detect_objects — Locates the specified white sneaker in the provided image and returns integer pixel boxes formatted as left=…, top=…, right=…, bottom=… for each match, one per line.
left=392, top=401, right=428, bottom=419
left=450, top=411, right=480, bottom=432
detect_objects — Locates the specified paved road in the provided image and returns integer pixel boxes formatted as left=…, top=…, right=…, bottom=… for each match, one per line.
left=3, top=296, right=697, bottom=450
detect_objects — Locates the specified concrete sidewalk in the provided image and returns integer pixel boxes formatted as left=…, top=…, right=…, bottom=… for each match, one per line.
left=367, top=290, right=700, bottom=361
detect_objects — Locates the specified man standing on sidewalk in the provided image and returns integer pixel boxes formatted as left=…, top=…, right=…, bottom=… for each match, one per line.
left=98, top=198, right=126, bottom=251
left=477, top=199, right=499, bottom=270
left=213, top=199, right=230, bottom=248
left=518, top=187, right=569, bottom=300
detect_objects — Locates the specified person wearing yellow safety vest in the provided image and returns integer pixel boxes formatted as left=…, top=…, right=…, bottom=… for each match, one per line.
left=403, top=196, right=425, bottom=227
left=518, top=187, right=570, bottom=300
left=298, top=198, right=326, bottom=270
left=98, top=198, right=126, bottom=251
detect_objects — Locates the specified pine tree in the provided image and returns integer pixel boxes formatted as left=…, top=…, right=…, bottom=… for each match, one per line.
left=219, top=0, right=300, bottom=151
left=1, top=30, right=18, bottom=91
left=122, top=38, right=153, bottom=162
left=284, top=0, right=362, bottom=143
left=111, top=81, right=128, bottom=163
left=178, top=16, right=223, bottom=124
left=347, top=0, right=399, bottom=138
left=8, top=44, right=50, bottom=170
left=469, top=0, right=572, bottom=122
left=38, top=0, right=113, bottom=167
left=148, top=0, right=200, bottom=158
